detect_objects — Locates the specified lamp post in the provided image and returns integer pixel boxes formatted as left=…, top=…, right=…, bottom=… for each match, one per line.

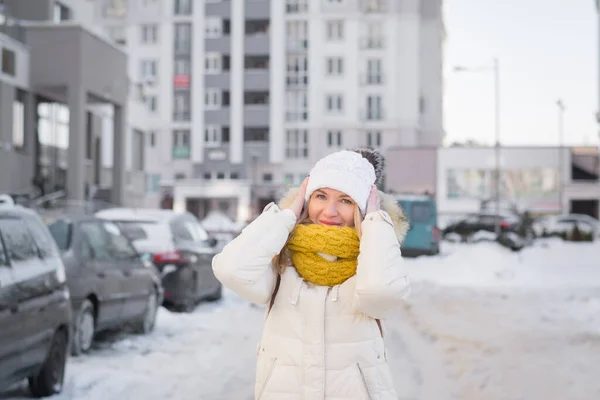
left=557, top=99, right=565, bottom=214
left=454, top=57, right=501, bottom=236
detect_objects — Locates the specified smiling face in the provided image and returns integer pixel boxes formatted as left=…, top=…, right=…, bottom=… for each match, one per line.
left=307, top=188, right=356, bottom=227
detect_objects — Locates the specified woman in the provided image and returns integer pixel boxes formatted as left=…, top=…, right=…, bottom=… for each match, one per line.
left=213, top=149, right=410, bottom=400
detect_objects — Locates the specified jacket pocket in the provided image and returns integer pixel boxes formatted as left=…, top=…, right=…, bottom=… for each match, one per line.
left=356, top=363, right=374, bottom=400
left=258, top=358, right=278, bottom=400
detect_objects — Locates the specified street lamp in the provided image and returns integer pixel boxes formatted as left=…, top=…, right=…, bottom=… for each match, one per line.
left=556, top=99, right=565, bottom=214
left=454, top=57, right=501, bottom=236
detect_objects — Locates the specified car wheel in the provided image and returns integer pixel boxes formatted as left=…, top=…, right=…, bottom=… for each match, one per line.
left=204, top=285, right=222, bottom=302
left=28, top=329, right=68, bottom=398
left=134, top=289, right=158, bottom=334
left=72, top=299, right=95, bottom=356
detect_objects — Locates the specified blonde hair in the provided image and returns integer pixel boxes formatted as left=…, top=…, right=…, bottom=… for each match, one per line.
left=272, top=201, right=363, bottom=274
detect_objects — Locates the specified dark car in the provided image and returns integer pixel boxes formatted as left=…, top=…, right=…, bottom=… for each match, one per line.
left=47, top=216, right=163, bottom=355
left=0, top=197, right=71, bottom=397
left=96, top=208, right=221, bottom=312
left=443, top=212, right=533, bottom=245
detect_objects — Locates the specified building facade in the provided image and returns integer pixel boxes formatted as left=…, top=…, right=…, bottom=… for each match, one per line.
left=0, top=0, right=151, bottom=207
left=386, top=146, right=600, bottom=218
left=94, top=0, right=445, bottom=223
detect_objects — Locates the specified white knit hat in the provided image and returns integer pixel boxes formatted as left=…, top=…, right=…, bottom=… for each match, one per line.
left=305, top=150, right=376, bottom=214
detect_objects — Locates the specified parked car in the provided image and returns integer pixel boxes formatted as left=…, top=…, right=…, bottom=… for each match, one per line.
left=395, top=194, right=441, bottom=256
left=443, top=212, right=534, bottom=247
left=96, top=208, right=222, bottom=312
left=0, top=197, right=71, bottom=397
left=533, top=213, right=599, bottom=241
left=47, top=216, right=163, bottom=355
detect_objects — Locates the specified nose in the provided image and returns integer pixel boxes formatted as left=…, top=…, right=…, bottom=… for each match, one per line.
left=322, top=200, right=339, bottom=218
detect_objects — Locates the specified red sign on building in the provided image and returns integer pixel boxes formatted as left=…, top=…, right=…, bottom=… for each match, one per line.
left=174, top=74, right=190, bottom=88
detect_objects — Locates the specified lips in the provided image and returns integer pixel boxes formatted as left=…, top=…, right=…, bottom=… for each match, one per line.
left=319, top=220, right=341, bottom=226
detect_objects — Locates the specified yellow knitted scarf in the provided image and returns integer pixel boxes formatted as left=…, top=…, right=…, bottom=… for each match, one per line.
left=287, top=224, right=360, bottom=287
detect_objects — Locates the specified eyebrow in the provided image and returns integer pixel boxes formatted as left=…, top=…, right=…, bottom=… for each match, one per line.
left=315, top=189, right=351, bottom=199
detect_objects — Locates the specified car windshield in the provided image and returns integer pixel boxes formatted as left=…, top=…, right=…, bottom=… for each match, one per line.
left=47, top=220, right=72, bottom=251
left=411, top=203, right=433, bottom=223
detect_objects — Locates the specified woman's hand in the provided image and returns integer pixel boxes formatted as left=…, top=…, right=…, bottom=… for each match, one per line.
left=365, top=185, right=381, bottom=215
left=287, top=177, right=309, bottom=220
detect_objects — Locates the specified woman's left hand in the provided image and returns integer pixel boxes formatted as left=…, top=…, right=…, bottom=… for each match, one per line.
left=365, top=185, right=381, bottom=215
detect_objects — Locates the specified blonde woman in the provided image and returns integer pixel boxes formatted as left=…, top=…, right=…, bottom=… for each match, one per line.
left=213, top=149, right=410, bottom=400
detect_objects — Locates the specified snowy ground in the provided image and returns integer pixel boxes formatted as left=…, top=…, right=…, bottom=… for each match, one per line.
left=2, top=239, right=599, bottom=400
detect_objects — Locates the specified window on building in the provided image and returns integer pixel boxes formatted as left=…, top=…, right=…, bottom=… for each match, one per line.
left=216, top=172, right=225, bottom=180
left=147, top=96, right=157, bottom=112
left=204, top=89, right=222, bottom=109
left=149, top=131, right=156, bottom=148
left=174, top=0, right=192, bottom=15
left=362, top=21, right=384, bottom=49
left=140, top=59, right=157, bottom=81
left=205, top=125, right=222, bottom=147
left=205, top=53, right=221, bottom=74
left=326, top=20, right=344, bottom=41
left=203, top=172, right=212, bottom=180
left=286, top=129, right=309, bottom=159
left=286, top=55, right=308, bottom=87
left=285, top=91, right=308, bottom=121
left=286, top=21, right=308, bottom=51
left=366, top=131, right=382, bottom=147
left=419, top=96, right=426, bottom=114
left=284, top=173, right=294, bottom=185
left=174, top=58, right=191, bottom=75
left=205, top=17, right=223, bottom=38
left=327, top=130, right=342, bottom=147
left=244, top=127, right=269, bottom=142
left=286, top=0, right=308, bottom=13
left=173, top=91, right=191, bottom=121
left=326, top=94, right=344, bottom=113
left=244, top=91, right=269, bottom=105
left=172, top=130, right=190, bottom=159
left=12, top=92, right=25, bottom=150
left=2, top=48, right=16, bottom=76
left=53, top=2, right=71, bottom=23
left=109, top=26, right=127, bottom=45
left=246, top=19, right=270, bottom=35
left=103, top=0, right=127, bottom=18
left=132, top=130, right=145, bottom=171
left=263, top=173, right=273, bottom=183
left=140, top=24, right=158, bottom=44
left=174, top=23, right=192, bottom=54
left=365, top=58, right=383, bottom=84
left=230, top=172, right=239, bottom=179
left=326, top=57, right=343, bottom=76
left=244, top=55, right=269, bottom=70
left=365, top=95, right=383, bottom=120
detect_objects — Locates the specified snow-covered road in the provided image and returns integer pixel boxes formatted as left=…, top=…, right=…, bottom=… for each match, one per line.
left=2, top=240, right=599, bottom=400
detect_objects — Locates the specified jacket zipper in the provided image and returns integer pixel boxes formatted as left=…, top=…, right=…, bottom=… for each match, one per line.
left=356, top=363, right=373, bottom=400
left=258, top=358, right=278, bottom=400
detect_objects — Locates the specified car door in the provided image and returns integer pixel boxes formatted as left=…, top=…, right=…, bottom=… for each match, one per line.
left=0, top=216, right=51, bottom=374
left=0, top=223, right=21, bottom=387
left=102, top=221, right=150, bottom=320
left=78, top=221, right=126, bottom=328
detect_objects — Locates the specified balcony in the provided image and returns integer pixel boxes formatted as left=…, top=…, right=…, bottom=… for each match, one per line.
left=360, top=74, right=384, bottom=86
left=0, top=18, right=26, bottom=44
left=360, top=109, right=385, bottom=121
left=287, top=39, right=309, bottom=53
left=359, top=37, right=385, bottom=50
left=360, top=0, right=388, bottom=13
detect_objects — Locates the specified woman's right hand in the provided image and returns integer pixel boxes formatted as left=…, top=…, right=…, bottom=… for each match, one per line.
left=287, top=177, right=309, bottom=220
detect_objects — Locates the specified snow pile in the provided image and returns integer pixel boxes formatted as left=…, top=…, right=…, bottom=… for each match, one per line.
left=406, top=239, right=600, bottom=289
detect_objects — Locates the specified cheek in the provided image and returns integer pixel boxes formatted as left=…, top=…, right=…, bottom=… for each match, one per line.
left=307, top=202, right=320, bottom=221
left=340, top=206, right=355, bottom=227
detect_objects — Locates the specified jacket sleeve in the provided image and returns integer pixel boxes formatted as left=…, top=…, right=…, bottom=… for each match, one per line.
left=353, top=210, right=410, bottom=319
left=212, top=203, right=297, bottom=304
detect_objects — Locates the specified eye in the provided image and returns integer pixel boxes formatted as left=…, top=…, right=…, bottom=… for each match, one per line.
left=315, top=194, right=326, bottom=200
left=341, top=199, right=353, bottom=205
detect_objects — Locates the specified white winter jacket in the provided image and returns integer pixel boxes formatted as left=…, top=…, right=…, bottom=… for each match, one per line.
left=212, top=190, right=410, bottom=400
